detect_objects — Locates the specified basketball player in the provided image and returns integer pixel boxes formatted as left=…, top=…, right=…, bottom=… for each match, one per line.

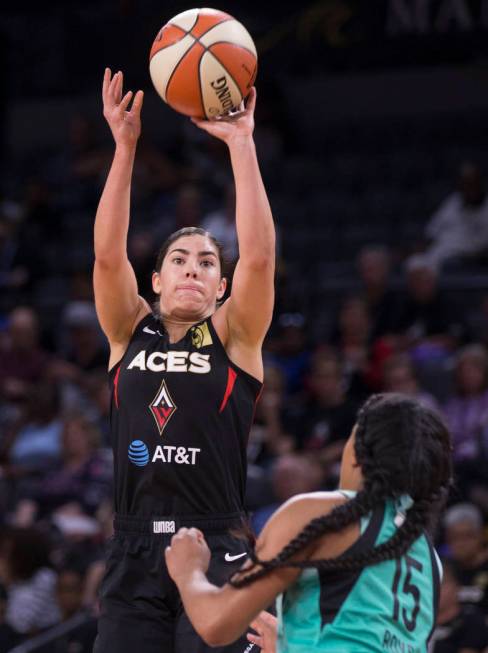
left=92, top=69, right=274, bottom=653
left=166, top=394, right=453, bottom=652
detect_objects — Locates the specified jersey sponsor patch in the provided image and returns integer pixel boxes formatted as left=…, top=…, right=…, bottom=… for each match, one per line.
left=127, top=440, right=201, bottom=466
left=150, top=380, right=177, bottom=435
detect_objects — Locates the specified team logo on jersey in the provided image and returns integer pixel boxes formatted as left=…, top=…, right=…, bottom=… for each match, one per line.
left=191, top=322, right=213, bottom=349
left=149, top=380, right=177, bottom=435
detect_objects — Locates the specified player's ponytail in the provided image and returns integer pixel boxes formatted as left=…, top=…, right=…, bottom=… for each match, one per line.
left=231, top=393, right=452, bottom=587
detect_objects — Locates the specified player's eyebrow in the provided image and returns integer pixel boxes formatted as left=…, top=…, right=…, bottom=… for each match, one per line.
left=169, top=248, right=217, bottom=258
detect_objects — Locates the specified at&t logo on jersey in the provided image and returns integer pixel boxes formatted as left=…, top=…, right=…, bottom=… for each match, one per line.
left=128, top=440, right=201, bottom=466
left=128, top=440, right=150, bottom=466
left=150, top=380, right=177, bottom=435
left=127, top=350, right=211, bottom=374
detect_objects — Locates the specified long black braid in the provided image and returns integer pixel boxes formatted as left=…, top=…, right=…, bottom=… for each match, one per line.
left=231, top=393, right=452, bottom=587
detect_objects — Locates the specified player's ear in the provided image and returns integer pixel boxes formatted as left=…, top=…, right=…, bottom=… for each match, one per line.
left=152, top=271, right=161, bottom=295
left=217, top=277, right=227, bottom=301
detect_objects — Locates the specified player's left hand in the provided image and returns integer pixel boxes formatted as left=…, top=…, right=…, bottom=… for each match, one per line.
left=165, top=527, right=211, bottom=583
left=190, top=87, right=256, bottom=146
left=247, top=610, right=278, bottom=653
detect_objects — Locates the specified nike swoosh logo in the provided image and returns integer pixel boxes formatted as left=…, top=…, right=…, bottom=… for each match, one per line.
left=224, top=552, right=247, bottom=562
left=143, top=326, right=163, bottom=336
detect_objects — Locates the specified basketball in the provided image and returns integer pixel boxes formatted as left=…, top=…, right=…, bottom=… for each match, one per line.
left=149, top=8, right=257, bottom=119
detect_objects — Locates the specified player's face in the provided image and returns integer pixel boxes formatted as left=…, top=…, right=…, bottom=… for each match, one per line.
left=153, top=235, right=227, bottom=319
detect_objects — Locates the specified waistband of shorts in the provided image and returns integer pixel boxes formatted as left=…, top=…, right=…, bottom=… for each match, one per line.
left=113, top=512, right=247, bottom=536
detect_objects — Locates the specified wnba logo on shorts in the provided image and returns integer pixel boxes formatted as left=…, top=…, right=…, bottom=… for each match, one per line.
left=153, top=520, right=176, bottom=534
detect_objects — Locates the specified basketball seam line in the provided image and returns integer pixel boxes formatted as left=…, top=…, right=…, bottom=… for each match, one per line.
left=207, top=41, right=257, bottom=59
left=188, top=16, right=234, bottom=43
left=162, top=37, right=197, bottom=102
left=151, top=25, right=186, bottom=54
left=197, top=51, right=206, bottom=119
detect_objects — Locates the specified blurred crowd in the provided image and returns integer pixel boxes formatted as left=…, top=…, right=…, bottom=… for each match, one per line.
left=1, top=97, right=488, bottom=652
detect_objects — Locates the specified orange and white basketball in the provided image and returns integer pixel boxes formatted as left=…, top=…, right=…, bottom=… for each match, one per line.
left=149, top=8, right=257, bottom=119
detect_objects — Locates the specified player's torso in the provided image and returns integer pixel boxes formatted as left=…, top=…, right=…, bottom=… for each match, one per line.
left=109, top=313, right=261, bottom=516
left=277, top=499, right=439, bottom=653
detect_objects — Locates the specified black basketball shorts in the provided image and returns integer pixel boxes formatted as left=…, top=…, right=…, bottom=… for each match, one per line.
left=93, top=513, right=260, bottom=653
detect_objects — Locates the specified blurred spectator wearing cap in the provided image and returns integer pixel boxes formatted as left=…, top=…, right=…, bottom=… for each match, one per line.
left=425, top=162, right=488, bottom=267
left=444, top=503, right=488, bottom=614
left=444, top=345, right=488, bottom=464
left=430, top=557, right=488, bottom=653
left=0, top=527, right=60, bottom=640
left=356, top=245, right=399, bottom=339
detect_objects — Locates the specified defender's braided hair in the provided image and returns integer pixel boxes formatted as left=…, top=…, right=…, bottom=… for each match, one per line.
left=231, top=393, right=452, bottom=587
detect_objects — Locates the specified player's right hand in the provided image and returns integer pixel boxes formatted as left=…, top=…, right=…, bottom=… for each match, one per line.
left=102, top=68, right=144, bottom=148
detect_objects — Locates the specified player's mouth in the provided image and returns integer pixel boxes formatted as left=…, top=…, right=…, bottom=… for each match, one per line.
left=176, top=285, right=204, bottom=294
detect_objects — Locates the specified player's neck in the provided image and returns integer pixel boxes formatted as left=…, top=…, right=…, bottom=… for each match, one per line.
left=161, top=312, right=210, bottom=343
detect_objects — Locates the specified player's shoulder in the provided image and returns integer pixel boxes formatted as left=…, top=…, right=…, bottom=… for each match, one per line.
left=257, top=491, right=349, bottom=559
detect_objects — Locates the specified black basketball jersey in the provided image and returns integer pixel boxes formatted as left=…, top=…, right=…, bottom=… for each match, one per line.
left=108, top=313, right=262, bottom=517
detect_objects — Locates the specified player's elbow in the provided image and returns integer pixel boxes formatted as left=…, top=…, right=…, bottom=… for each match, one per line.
left=199, top=618, right=239, bottom=647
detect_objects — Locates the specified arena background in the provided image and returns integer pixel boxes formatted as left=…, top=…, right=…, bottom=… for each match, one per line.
left=1, top=1, right=488, bottom=651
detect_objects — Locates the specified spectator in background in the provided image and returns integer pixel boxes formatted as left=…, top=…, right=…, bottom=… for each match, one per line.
left=152, top=182, right=205, bottom=242
left=425, top=161, right=488, bottom=267
left=250, top=453, right=323, bottom=535
left=356, top=245, right=398, bottom=339
left=331, top=296, right=380, bottom=398
left=32, top=567, right=98, bottom=653
left=247, top=365, right=294, bottom=466
left=444, top=503, right=488, bottom=614
left=0, top=216, right=42, bottom=308
left=0, top=527, right=60, bottom=640
left=17, top=414, right=111, bottom=522
left=0, top=306, right=50, bottom=405
left=202, top=182, right=238, bottom=262
left=0, top=382, right=63, bottom=481
left=382, top=353, right=439, bottom=411
left=296, top=352, right=358, bottom=476
left=127, top=230, right=157, bottom=302
left=393, top=254, right=465, bottom=355
left=430, top=557, right=488, bottom=653
left=51, top=302, right=107, bottom=387
left=267, top=313, right=311, bottom=396
left=444, top=345, right=488, bottom=463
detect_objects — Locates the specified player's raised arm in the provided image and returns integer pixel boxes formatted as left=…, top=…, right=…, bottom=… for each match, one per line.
left=191, top=88, right=275, bottom=380
left=93, top=68, right=149, bottom=365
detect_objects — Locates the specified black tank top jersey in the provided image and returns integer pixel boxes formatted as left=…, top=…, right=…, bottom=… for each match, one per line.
left=108, top=313, right=262, bottom=517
